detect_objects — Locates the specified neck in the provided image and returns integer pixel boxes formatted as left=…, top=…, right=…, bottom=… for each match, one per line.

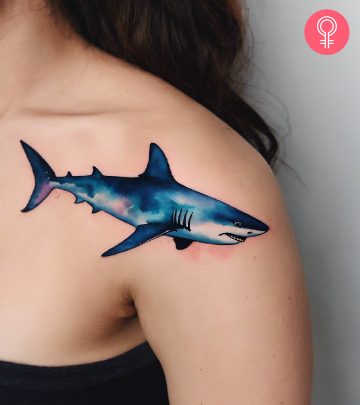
left=0, top=0, right=83, bottom=116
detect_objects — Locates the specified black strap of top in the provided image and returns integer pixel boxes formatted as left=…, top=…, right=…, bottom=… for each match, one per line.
left=0, top=341, right=160, bottom=390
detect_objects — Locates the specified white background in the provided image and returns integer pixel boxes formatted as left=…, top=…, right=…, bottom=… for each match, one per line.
left=246, top=1, right=360, bottom=404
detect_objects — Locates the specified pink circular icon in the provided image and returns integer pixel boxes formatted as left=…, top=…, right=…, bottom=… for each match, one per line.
left=304, top=9, right=350, bottom=55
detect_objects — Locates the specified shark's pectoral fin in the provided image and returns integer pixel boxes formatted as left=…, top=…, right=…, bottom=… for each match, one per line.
left=173, top=237, right=193, bottom=250
left=102, top=224, right=171, bottom=257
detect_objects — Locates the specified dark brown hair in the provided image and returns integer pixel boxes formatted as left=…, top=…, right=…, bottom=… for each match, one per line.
left=47, top=0, right=279, bottom=167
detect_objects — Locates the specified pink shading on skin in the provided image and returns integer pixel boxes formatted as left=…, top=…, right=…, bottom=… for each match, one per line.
left=181, top=241, right=235, bottom=261
left=182, top=242, right=202, bottom=260
left=205, top=244, right=235, bottom=260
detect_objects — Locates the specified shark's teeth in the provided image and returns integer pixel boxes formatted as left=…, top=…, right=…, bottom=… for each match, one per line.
left=221, top=232, right=246, bottom=242
left=228, top=235, right=245, bottom=242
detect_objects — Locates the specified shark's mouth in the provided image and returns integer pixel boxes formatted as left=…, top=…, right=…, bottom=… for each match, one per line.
left=220, top=233, right=247, bottom=243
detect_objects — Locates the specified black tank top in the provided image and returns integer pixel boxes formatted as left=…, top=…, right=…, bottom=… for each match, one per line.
left=0, top=340, right=169, bottom=405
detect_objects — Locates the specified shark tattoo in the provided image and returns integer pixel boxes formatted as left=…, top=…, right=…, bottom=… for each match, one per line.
left=20, top=141, right=269, bottom=256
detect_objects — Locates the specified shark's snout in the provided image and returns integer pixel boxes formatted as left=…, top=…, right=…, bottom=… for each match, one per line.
left=246, top=228, right=268, bottom=237
left=218, top=216, right=269, bottom=244
left=243, top=220, right=269, bottom=237
left=251, top=221, right=269, bottom=234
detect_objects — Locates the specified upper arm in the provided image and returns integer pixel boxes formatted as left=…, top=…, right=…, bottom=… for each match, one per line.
left=128, top=129, right=313, bottom=405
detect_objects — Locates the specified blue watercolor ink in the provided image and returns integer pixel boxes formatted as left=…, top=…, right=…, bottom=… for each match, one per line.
left=20, top=141, right=269, bottom=256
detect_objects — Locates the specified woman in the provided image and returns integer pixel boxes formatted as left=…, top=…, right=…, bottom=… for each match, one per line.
left=0, top=0, right=313, bottom=404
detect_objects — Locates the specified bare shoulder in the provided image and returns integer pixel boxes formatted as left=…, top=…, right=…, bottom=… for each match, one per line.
left=22, top=50, right=314, bottom=402
left=111, top=99, right=313, bottom=403
left=4, top=44, right=312, bottom=380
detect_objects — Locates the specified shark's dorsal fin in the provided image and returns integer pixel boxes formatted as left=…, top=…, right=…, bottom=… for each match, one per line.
left=139, top=143, right=174, bottom=182
left=92, top=166, right=102, bottom=177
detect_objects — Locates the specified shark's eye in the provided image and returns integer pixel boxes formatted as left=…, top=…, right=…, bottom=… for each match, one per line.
left=234, top=221, right=242, bottom=227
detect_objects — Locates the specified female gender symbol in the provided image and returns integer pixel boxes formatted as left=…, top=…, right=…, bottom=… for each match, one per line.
left=305, top=9, right=350, bottom=55
left=317, top=16, right=337, bottom=49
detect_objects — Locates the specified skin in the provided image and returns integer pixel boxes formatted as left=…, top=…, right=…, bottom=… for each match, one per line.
left=0, top=0, right=313, bottom=403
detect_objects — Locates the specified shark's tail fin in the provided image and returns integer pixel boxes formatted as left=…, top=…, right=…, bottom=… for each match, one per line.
left=20, top=140, right=56, bottom=212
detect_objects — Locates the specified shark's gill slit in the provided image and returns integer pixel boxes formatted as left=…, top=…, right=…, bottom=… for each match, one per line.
left=183, top=210, right=188, bottom=228
left=177, top=208, right=182, bottom=225
left=188, top=211, right=193, bottom=231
